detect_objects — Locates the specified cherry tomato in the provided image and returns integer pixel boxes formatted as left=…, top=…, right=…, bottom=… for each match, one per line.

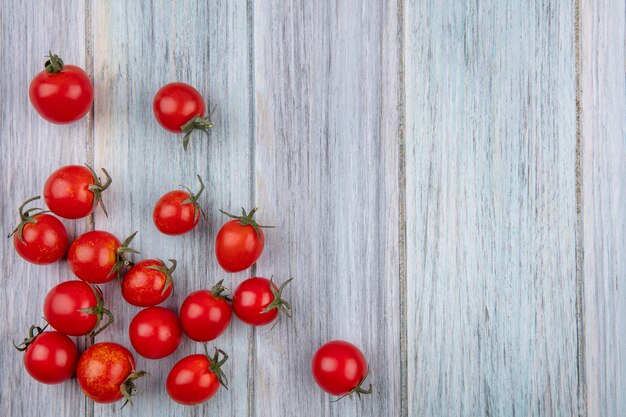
left=166, top=347, right=228, bottom=405
left=153, top=175, right=204, bottom=235
left=76, top=342, right=147, bottom=405
left=232, top=277, right=293, bottom=326
left=43, top=164, right=112, bottom=219
left=9, top=196, right=69, bottom=264
left=14, top=325, right=78, bottom=384
left=180, top=280, right=232, bottom=342
left=29, top=52, right=93, bottom=124
left=215, top=208, right=270, bottom=273
left=44, top=280, right=113, bottom=337
left=68, top=230, right=138, bottom=284
left=121, top=259, right=176, bottom=307
left=129, top=307, right=182, bottom=359
left=311, top=340, right=372, bottom=398
left=153, top=82, right=214, bottom=150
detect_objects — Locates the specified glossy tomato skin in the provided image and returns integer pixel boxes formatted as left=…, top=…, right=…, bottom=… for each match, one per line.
left=76, top=342, right=136, bottom=403
left=153, top=190, right=200, bottom=235
left=44, top=165, right=97, bottom=219
left=29, top=64, right=93, bottom=124
left=215, top=220, right=264, bottom=273
left=180, top=290, right=231, bottom=342
left=232, top=277, right=278, bottom=326
left=13, top=213, right=69, bottom=264
left=311, top=340, right=369, bottom=396
left=44, top=280, right=100, bottom=335
left=121, top=260, right=173, bottom=307
left=166, top=354, right=221, bottom=405
left=129, top=307, right=182, bottom=359
left=153, top=82, right=205, bottom=132
left=23, top=331, right=78, bottom=384
left=68, top=230, right=121, bottom=283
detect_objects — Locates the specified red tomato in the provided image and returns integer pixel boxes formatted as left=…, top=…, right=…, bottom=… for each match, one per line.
left=29, top=52, right=93, bottom=124
left=215, top=208, right=271, bottom=273
left=44, top=280, right=113, bottom=337
left=166, top=347, right=228, bottom=405
left=180, top=280, right=232, bottom=342
left=68, top=230, right=138, bottom=284
left=76, top=342, right=147, bottom=405
left=153, top=82, right=214, bottom=150
left=9, top=196, right=69, bottom=264
left=153, top=175, right=204, bottom=235
left=232, top=277, right=293, bottom=326
left=14, top=325, right=78, bottom=384
left=129, top=307, right=182, bottom=359
left=121, top=259, right=176, bottom=307
left=311, top=340, right=372, bottom=398
left=43, top=164, right=112, bottom=219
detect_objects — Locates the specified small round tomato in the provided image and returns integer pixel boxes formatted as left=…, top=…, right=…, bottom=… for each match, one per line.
left=76, top=342, right=148, bottom=405
left=43, top=164, right=112, bottom=219
left=180, top=280, right=232, bottom=342
left=14, top=325, right=78, bottom=384
left=232, top=277, right=293, bottom=326
left=9, top=196, right=69, bottom=264
left=44, top=280, right=113, bottom=337
left=311, top=340, right=372, bottom=398
left=153, top=175, right=204, bottom=235
left=129, top=307, right=182, bottom=359
left=68, top=230, right=138, bottom=284
left=166, top=347, right=228, bottom=405
left=29, top=52, right=94, bottom=124
left=153, top=82, right=214, bottom=150
left=121, top=259, right=176, bottom=307
left=216, top=208, right=271, bottom=273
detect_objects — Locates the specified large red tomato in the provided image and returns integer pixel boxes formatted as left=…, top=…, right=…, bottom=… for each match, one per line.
left=166, top=347, right=228, bottom=405
left=153, top=175, right=204, bottom=235
left=121, top=259, right=176, bottom=307
left=14, top=325, right=78, bottom=384
left=44, top=280, right=113, bottom=337
left=311, top=340, right=372, bottom=398
left=179, top=280, right=232, bottom=342
left=29, top=52, right=93, bottom=124
left=232, top=277, right=293, bottom=327
left=153, top=82, right=214, bottom=150
left=68, top=230, right=138, bottom=283
left=43, top=164, right=112, bottom=219
left=128, top=307, right=182, bottom=359
left=215, top=208, right=271, bottom=273
left=76, top=342, right=148, bottom=405
left=9, top=196, right=69, bottom=264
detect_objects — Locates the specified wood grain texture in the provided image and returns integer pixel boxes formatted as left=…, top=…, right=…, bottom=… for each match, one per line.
left=580, top=0, right=626, bottom=415
left=0, top=1, right=91, bottom=416
left=404, top=1, right=581, bottom=415
left=252, top=1, right=402, bottom=416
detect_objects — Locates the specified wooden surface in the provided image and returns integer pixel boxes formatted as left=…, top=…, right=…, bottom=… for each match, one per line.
left=0, top=1, right=623, bottom=416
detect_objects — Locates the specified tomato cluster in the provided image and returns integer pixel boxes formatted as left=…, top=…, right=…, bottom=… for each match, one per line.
left=12, top=52, right=372, bottom=408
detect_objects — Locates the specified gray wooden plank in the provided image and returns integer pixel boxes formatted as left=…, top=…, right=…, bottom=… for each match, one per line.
left=91, top=0, right=252, bottom=415
left=580, top=0, right=626, bottom=415
left=252, top=1, right=402, bottom=416
left=0, top=1, right=91, bottom=417
left=405, top=1, right=580, bottom=415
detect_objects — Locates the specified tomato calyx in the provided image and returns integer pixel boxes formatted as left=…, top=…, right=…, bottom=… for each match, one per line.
left=44, top=51, right=64, bottom=74
left=203, top=344, right=229, bottom=389
left=180, top=113, right=214, bottom=151
left=110, top=231, right=140, bottom=280
left=85, top=164, right=112, bottom=217
left=145, top=258, right=177, bottom=295
left=331, top=374, right=373, bottom=402
left=180, top=175, right=205, bottom=222
left=219, top=207, right=274, bottom=240
left=13, top=323, right=49, bottom=352
left=7, top=196, right=49, bottom=244
left=77, top=284, right=114, bottom=342
left=210, top=279, right=232, bottom=302
left=120, top=370, right=150, bottom=408
left=262, top=277, right=294, bottom=326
